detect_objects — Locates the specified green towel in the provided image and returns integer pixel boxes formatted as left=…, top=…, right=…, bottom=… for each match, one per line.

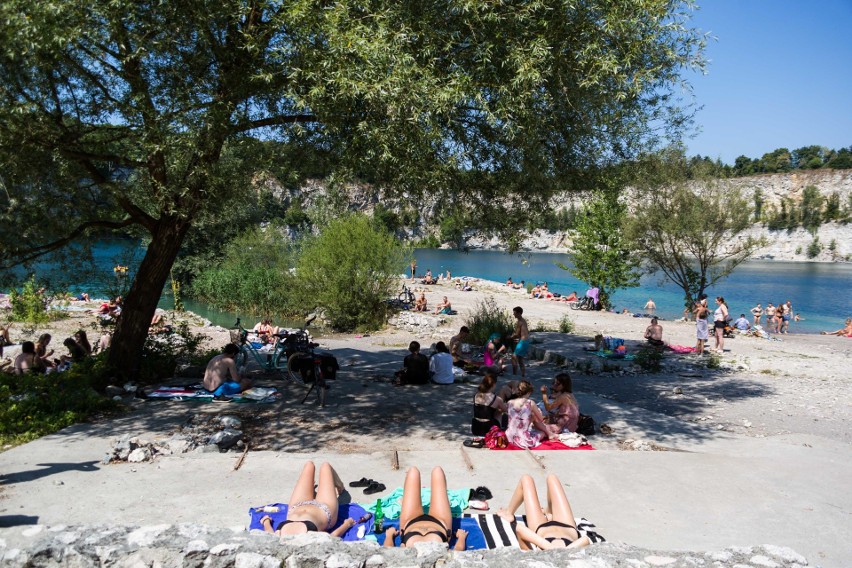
left=361, top=487, right=470, bottom=519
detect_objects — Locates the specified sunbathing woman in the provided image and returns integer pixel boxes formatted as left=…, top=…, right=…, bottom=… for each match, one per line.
left=259, top=461, right=355, bottom=538
left=497, top=474, right=590, bottom=551
left=383, top=466, right=467, bottom=550
left=821, top=318, right=852, bottom=337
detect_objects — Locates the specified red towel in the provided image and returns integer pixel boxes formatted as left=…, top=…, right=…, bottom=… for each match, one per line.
left=495, top=440, right=595, bottom=451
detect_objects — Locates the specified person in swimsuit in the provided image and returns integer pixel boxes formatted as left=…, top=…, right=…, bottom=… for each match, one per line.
left=713, top=297, right=729, bottom=353
left=497, top=474, right=591, bottom=551
left=751, top=303, right=763, bottom=327
left=511, top=306, right=530, bottom=378
left=693, top=300, right=709, bottom=355
left=471, top=372, right=507, bottom=436
left=821, top=318, right=852, bottom=337
left=483, top=333, right=507, bottom=375
left=383, top=466, right=467, bottom=550
left=259, top=461, right=355, bottom=538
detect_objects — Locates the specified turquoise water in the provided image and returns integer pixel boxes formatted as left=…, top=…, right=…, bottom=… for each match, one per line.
left=412, top=249, right=852, bottom=335
left=4, top=240, right=850, bottom=333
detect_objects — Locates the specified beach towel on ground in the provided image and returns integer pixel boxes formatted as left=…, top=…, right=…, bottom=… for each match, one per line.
left=147, top=385, right=280, bottom=403
left=366, top=516, right=481, bottom=549
left=462, top=513, right=605, bottom=549
left=493, top=439, right=595, bottom=451
left=247, top=503, right=370, bottom=541
left=361, top=487, right=470, bottom=520
left=666, top=344, right=696, bottom=354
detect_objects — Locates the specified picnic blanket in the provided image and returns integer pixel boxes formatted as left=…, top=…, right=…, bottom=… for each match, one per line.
left=494, top=439, right=595, bottom=451
left=247, top=503, right=370, bottom=541
left=362, top=487, right=470, bottom=520
left=146, top=385, right=281, bottom=403
left=462, top=513, right=605, bottom=549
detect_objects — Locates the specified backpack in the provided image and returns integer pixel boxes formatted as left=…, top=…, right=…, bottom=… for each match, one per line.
left=577, top=414, right=596, bottom=436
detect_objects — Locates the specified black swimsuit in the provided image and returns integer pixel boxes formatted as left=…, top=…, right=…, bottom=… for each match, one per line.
left=276, top=519, right=319, bottom=533
left=400, top=514, right=450, bottom=545
left=535, top=520, right=579, bottom=547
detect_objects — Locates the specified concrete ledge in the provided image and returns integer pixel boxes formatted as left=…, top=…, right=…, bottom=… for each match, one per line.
left=0, top=524, right=809, bottom=567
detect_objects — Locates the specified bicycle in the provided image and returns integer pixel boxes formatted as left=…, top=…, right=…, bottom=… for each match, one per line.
left=230, top=317, right=336, bottom=407
left=570, top=296, right=597, bottom=310
left=398, top=284, right=416, bottom=309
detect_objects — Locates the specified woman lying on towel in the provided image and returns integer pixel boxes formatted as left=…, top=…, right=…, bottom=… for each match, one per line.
left=497, top=474, right=591, bottom=551
left=259, top=461, right=355, bottom=537
left=383, top=466, right=467, bottom=550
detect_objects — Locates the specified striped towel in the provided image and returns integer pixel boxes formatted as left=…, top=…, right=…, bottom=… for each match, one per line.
left=462, top=513, right=605, bottom=549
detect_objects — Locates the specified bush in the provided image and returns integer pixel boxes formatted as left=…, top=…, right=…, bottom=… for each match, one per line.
left=0, top=358, right=121, bottom=447
left=8, top=276, right=63, bottom=327
left=559, top=314, right=575, bottom=334
left=633, top=347, right=662, bottom=372
left=293, top=213, right=409, bottom=331
left=806, top=237, right=822, bottom=259
left=191, top=226, right=298, bottom=314
left=464, top=297, right=514, bottom=345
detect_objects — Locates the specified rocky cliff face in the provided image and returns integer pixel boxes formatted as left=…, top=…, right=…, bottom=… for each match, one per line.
left=273, top=170, right=852, bottom=262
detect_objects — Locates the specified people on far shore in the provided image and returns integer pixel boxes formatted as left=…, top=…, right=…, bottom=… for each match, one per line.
left=820, top=318, right=852, bottom=337
left=751, top=303, right=763, bottom=327
left=644, top=317, right=665, bottom=348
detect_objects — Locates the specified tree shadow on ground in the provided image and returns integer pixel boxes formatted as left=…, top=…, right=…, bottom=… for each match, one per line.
left=0, top=461, right=99, bottom=485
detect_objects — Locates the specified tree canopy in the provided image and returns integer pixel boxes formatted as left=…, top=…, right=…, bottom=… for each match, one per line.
left=0, top=0, right=706, bottom=378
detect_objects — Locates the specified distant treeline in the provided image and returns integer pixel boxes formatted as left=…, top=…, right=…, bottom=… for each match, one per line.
left=687, top=145, right=851, bottom=178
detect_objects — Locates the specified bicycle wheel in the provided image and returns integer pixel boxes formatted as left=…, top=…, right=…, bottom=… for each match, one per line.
left=287, top=352, right=312, bottom=384
left=570, top=300, right=582, bottom=310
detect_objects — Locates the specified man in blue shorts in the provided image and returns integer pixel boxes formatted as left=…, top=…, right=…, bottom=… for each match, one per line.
left=203, top=343, right=252, bottom=401
left=511, top=306, right=530, bottom=379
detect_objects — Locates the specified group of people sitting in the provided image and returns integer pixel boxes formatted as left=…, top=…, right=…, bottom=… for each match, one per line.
left=9, top=330, right=93, bottom=374
left=260, top=460, right=588, bottom=551
left=472, top=373, right=580, bottom=448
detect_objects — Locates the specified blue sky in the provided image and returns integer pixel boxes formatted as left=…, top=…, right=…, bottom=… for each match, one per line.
left=684, top=0, right=852, bottom=164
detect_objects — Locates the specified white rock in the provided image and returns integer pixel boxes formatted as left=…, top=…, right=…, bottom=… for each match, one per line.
left=644, top=556, right=677, bottom=566
left=325, top=552, right=361, bottom=568
left=183, top=540, right=209, bottom=553
left=749, top=555, right=780, bottom=567
left=127, top=448, right=151, bottom=463
left=236, top=552, right=280, bottom=568
left=210, top=542, right=241, bottom=555
left=761, top=545, right=808, bottom=564
left=127, top=525, right=171, bottom=547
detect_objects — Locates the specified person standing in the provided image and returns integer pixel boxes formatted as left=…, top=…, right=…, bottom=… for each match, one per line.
left=782, top=300, right=794, bottom=334
left=751, top=303, right=763, bottom=327
left=774, top=302, right=784, bottom=334
left=643, top=298, right=656, bottom=312
left=765, top=303, right=775, bottom=331
left=694, top=300, right=709, bottom=355
left=510, top=306, right=530, bottom=379
left=410, top=259, right=417, bottom=281
left=713, top=297, right=729, bottom=353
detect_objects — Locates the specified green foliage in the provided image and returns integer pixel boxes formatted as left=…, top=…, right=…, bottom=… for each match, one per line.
left=558, top=314, right=575, bottom=334
left=136, top=322, right=210, bottom=386
left=372, top=204, right=401, bottom=233
left=414, top=234, right=441, bottom=249
left=8, top=276, right=51, bottom=326
left=753, top=189, right=764, bottom=222
left=628, top=149, right=765, bottom=309
left=170, top=271, right=185, bottom=313
left=634, top=347, right=663, bottom=373
left=283, top=198, right=312, bottom=228
left=806, top=237, right=823, bottom=259
left=439, top=212, right=468, bottom=249
left=799, top=186, right=824, bottom=234
left=464, top=297, right=514, bottom=346
left=0, top=357, right=121, bottom=447
left=560, top=190, right=639, bottom=310
left=294, top=214, right=408, bottom=331
left=706, top=353, right=721, bottom=369
left=191, top=226, right=296, bottom=315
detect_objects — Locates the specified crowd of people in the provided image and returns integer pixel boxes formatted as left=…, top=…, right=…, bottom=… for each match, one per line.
left=261, top=460, right=588, bottom=551
left=7, top=329, right=94, bottom=375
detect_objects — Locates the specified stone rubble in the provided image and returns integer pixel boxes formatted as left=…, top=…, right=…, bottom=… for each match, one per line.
left=0, top=524, right=811, bottom=567
left=103, top=415, right=246, bottom=464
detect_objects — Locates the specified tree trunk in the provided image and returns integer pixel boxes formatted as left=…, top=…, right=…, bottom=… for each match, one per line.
left=107, top=216, right=192, bottom=380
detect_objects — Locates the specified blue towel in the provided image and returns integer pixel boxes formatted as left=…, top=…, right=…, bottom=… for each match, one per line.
left=248, top=503, right=370, bottom=542
left=366, top=516, right=483, bottom=550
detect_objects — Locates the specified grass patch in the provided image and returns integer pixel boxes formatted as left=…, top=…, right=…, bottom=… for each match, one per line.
left=706, top=353, right=721, bottom=369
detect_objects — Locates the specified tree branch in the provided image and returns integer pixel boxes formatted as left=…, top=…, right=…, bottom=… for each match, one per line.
left=0, top=218, right=138, bottom=269
left=233, top=114, right=318, bottom=133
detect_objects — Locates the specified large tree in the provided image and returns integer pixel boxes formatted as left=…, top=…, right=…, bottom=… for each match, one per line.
left=627, top=150, right=765, bottom=309
left=0, top=1, right=705, bottom=378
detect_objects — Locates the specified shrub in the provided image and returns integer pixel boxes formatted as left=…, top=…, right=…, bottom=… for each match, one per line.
left=706, top=353, right=721, bottom=369
left=806, top=237, right=822, bottom=259
left=8, top=276, right=68, bottom=331
left=293, top=213, right=409, bottom=331
left=0, top=358, right=121, bottom=447
left=464, top=297, right=514, bottom=345
left=558, top=314, right=575, bottom=334
left=137, top=322, right=210, bottom=386
left=633, top=347, right=662, bottom=372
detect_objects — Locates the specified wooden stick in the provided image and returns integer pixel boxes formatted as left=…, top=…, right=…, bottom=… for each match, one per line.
left=391, top=450, right=399, bottom=470
left=234, top=442, right=249, bottom=471
left=524, top=448, right=546, bottom=470
left=460, top=447, right=474, bottom=471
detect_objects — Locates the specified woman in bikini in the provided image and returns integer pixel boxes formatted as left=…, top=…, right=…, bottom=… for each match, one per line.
left=497, top=474, right=591, bottom=551
left=471, top=372, right=507, bottom=436
left=383, top=466, right=467, bottom=550
left=259, top=461, right=355, bottom=538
